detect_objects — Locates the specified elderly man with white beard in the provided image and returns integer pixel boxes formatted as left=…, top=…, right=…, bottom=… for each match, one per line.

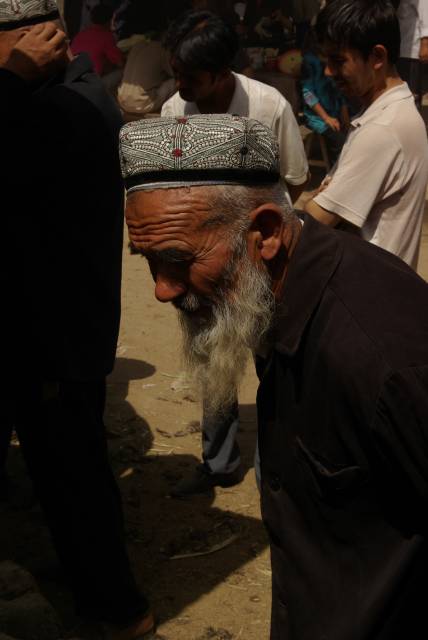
left=121, top=114, right=428, bottom=640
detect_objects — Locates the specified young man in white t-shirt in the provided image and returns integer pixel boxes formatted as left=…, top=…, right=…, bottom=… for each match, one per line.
left=161, top=10, right=309, bottom=204
left=305, top=0, right=428, bottom=270
left=161, top=10, right=309, bottom=497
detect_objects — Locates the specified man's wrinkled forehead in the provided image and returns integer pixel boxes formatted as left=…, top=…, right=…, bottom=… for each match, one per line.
left=125, top=187, right=216, bottom=248
left=126, top=186, right=212, bottom=221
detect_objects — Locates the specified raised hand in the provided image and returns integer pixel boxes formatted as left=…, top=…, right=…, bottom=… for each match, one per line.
left=2, top=21, right=68, bottom=83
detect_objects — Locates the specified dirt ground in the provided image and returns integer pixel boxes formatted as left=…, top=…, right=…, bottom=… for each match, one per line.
left=1, top=168, right=428, bottom=640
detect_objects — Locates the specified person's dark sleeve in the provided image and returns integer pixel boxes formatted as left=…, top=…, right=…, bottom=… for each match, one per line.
left=370, top=366, right=428, bottom=532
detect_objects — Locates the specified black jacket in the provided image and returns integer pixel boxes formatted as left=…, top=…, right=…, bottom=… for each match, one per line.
left=1, top=54, right=123, bottom=380
left=258, top=216, right=428, bottom=639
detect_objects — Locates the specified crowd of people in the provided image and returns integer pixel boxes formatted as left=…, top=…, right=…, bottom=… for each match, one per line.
left=2, top=0, right=428, bottom=639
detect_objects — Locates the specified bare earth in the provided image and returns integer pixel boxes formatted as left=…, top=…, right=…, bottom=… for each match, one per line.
left=1, top=178, right=428, bottom=640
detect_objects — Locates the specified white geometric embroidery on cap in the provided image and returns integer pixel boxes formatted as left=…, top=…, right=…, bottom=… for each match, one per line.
left=119, top=114, right=280, bottom=181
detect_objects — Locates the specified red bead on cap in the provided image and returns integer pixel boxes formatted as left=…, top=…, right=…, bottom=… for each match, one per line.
left=176, top=117, right=188, bottom=124
left=173, top=148, right=183, bottom=157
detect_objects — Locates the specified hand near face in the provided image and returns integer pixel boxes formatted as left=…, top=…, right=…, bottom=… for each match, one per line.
left=420, top=37, right=428, bottom=64
left=2, top=22, right=68, bottom=83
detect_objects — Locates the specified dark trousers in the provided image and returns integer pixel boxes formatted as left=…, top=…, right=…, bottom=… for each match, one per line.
left=8, top=378, right=148, bottom=627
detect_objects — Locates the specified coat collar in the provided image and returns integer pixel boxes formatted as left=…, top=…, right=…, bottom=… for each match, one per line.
left=271, top=215, right=343, bottom=356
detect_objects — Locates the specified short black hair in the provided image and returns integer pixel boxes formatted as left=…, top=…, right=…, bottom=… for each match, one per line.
left=316, top=0, right=400, bottom=65
left=163, top=10, right=239, bottom=73
left=90, top=4, right=114, bottom=25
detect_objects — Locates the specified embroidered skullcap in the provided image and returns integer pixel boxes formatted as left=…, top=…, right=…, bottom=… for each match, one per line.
left=119, top=114, right=280, bottom=193
left=0, top=0, right=59, bottom=31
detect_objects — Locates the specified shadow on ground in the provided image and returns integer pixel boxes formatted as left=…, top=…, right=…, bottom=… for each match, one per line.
left=0, top=358, right=268, bottom=633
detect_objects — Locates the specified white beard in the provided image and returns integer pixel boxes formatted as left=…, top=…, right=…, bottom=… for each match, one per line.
left=177, top=245, right=274, bottom=415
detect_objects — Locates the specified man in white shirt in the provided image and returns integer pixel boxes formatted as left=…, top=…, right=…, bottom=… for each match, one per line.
left=396, top=0, right=428, bottom=107
left=305, top=0, right=428, bottom=270
left=161, top=10, right=309, bottom=496
left=161, top=10, right=309, bottom=204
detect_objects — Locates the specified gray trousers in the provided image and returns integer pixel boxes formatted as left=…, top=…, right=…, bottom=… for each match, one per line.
left=201, top=356, right=265, bottom=480
left=201, top=401, right=241, bottom=475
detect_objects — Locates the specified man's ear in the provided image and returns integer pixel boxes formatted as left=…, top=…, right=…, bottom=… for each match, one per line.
left=371, top=44, right=388, bottom=70
left=249, top=204, right=285, bottom=261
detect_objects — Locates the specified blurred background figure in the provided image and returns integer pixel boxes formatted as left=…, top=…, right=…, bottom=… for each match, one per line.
left=300, top=27, right=349, bottom=163
left=116, top=5, right=175, bottom=120
left=71, top=3, right=124, bottom=95
left=112, top=0, right=132, bottom=40
left=395, top=0, right=428, bottom=108
left=79, top=0, right=99, bottom=29
left=253, top=2, right=294, bottom=46
left=286, top=0, right=321, bottom=47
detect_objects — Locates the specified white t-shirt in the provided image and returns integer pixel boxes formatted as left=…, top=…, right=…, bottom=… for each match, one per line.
left=161, top=72, right=308, bottom=188
left=397, top=0, right=428, bottom=60
left=314, top=83, right=428, bottom=269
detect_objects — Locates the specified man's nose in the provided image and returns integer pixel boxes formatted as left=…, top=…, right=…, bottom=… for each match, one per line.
left=154, top=273, right=187, bottom=303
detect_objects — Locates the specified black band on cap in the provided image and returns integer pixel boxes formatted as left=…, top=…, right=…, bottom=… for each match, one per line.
left=0, top=10, right=60, bottom=31
left=125, top=168, right=280, bottom=191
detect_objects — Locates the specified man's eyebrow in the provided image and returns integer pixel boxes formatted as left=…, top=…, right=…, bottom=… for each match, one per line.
left=142, top=248, right=194, bottom=263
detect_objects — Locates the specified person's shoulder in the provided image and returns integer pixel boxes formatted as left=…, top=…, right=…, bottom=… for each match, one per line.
left=329, top=230, right=428, bottom=358
left=139, top=39, right=163, bottom=53
left=351, top=102, right=425, bottom=161
left=239, top=73, right=283, bottom=101
left=365, top=85, right=422, bottom=129
left=40, top=58, right=122, bottom=131
left=346, top=118, right=401, bottom=157
left=239, top=73, right=288, bottom=119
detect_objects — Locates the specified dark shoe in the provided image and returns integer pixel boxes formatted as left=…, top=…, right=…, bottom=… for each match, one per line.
left=170, top=466, right=243, bottom=498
